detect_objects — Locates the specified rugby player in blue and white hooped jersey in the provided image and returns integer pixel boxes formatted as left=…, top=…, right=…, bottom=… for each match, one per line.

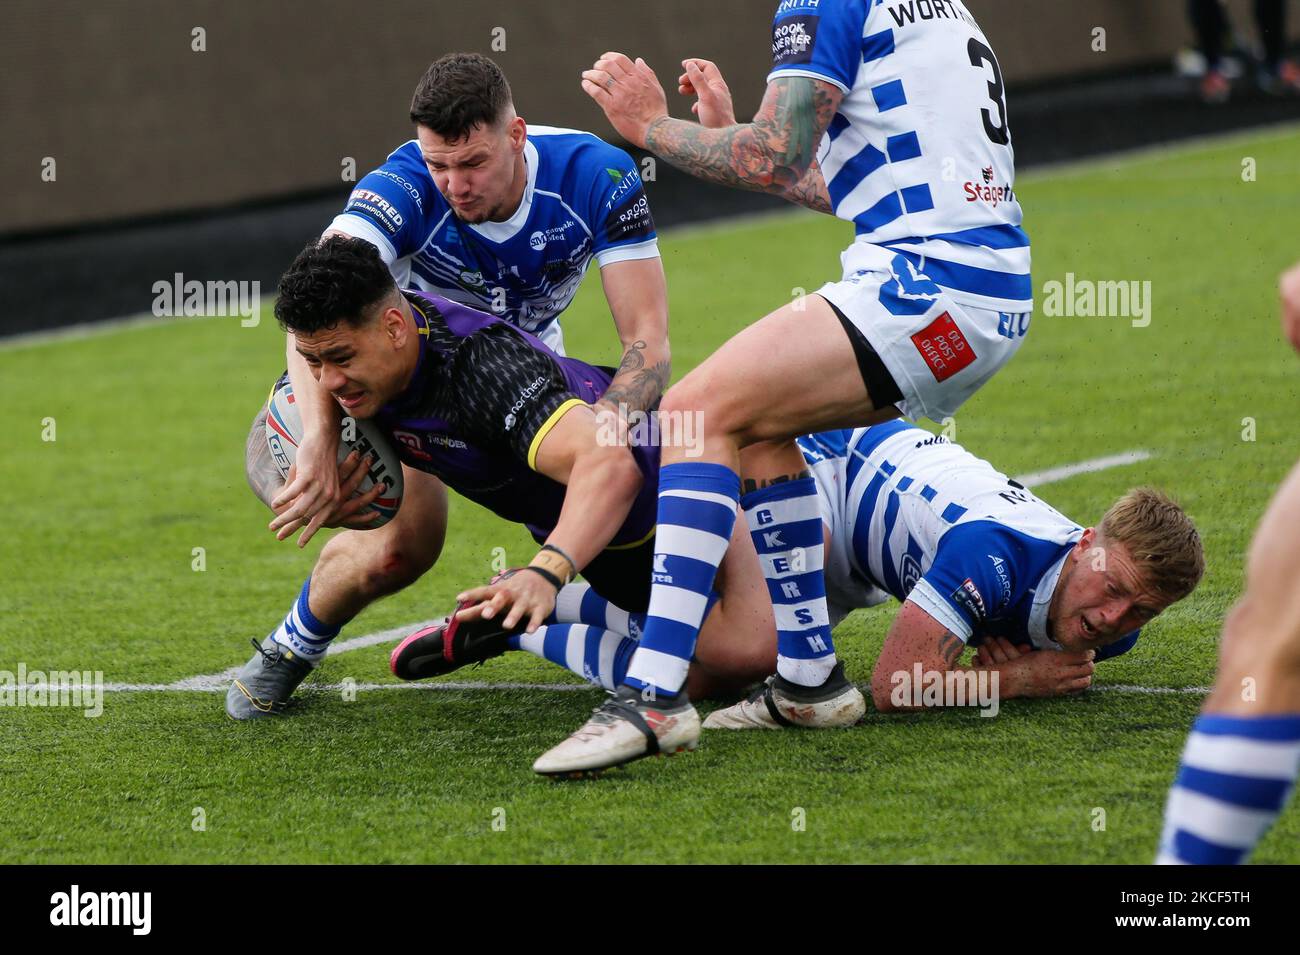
left=531, top=0, right=1031, bottom=773
left=791, top=423, right=1202, bottom=718
left=228, top=54, right=669, bottom=719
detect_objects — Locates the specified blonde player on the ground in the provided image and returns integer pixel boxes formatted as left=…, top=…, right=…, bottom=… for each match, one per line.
left=1157, top=262, right=1300, bottom=864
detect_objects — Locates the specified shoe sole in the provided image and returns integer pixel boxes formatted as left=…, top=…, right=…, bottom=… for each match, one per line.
left=535, top=739, right=699, bottom=780
left=389, top=622, right=447, bottom=679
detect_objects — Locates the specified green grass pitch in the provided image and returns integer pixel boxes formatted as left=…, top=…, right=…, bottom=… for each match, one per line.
left=2, top=127, right=1298, bottom=863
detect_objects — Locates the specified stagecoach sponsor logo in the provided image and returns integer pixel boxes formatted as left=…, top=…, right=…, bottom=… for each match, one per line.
left=911, top=311, right=977, bottom=382
left=963, top=174, right=1015, bottom=208
left=346, top=188, right=406, bottom=233
left=374, top=170, right=424, bottom=211
left=152, top=273, right=261, bottom=326
left=772, top=2, right=819, bottom=67
left=49, top=885, right=151, bottom=935
left=951, top=577, right=986, bottom=620
left=900, top=553, right=923, bottom=594
left=1, top=665, right=103, bottom=717
left=529, top=220, right=577, bottom=251
left=988, top=554, right=1012, bottom=609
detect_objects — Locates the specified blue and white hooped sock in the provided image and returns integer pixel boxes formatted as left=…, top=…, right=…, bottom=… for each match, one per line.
left=508, top=624, right=639, bottom=690
left=269, top=578, right=341, bottom=663
left=550, top=582, right=646, bottom=639
left=741, top=478, right=836, bottom=687
left=624, top=462, right=740, bottom=698
left=1157, top=713, right=1300, bottom=864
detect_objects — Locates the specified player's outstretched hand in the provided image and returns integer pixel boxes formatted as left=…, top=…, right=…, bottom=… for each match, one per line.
left=1005, top=646, right=1095, bottom=697
left=679, top=58, right=736, bottom=128
left=581, top=51, right=669, bottom=149
left=454, top=569, right=556, bottom=634
left=1280, top=261, right=1300, bottom=354
left=268, top=450, right=384, bottom=547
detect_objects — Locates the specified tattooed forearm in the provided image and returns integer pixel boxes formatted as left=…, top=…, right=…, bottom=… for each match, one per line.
left=938, top=633, right=964, bottom=666
left=741, top=469, right=812, bottom=496
left=597, top=340, right=670, bottom=414
left=785, top=159, right=832, bottom=215
left=645, top=78, right=840, bottom=199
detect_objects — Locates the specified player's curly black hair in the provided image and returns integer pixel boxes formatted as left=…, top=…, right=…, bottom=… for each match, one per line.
left=410, top=52, right=512, bottom=140
left=274, top=235, right=396, bottom=334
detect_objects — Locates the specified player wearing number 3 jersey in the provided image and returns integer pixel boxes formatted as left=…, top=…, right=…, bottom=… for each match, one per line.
left=532, top=0, right=1032, bottom=775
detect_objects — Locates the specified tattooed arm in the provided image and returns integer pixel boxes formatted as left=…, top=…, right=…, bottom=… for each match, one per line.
left=581, top=53, right=838, bottom=213
left=871, top=601, right=1096, bottom=712
left=594, top=256, right=671, bottom=418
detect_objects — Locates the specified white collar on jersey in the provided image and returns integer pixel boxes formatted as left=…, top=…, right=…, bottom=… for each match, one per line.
left=466, top=139, right=539, bottom=243
left=1025, top=530, right=1084, bottom=650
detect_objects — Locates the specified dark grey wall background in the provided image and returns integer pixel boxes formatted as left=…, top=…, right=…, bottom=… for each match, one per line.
left=3, top=0, right=1296, bottom=234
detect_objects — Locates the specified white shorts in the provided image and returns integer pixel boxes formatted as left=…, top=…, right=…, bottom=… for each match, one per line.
left=817, top=257, right=1029, bottom=423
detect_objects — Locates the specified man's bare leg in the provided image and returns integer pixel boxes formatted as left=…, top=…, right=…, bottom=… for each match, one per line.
left=1158, top=459, right=1300, bottom=862
left=230, top=411, right=448, bottom=718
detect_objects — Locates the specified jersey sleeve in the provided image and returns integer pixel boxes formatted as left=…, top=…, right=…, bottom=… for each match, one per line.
left=767, top=0, right=870, bottom=94
left=905, top=521, right=1018, bottom=642
left=328, top=155, right=431, bottom=265
left=446, top=324, right=585, bottom=468
left=1095, top=629, right=1140, bottom=662
left=583, top=143, right=660, bottom=268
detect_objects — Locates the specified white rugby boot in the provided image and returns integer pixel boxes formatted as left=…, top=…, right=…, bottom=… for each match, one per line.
left=533, top=686, right=700, bottom=778
left=702, top=661, right=865, bottom=730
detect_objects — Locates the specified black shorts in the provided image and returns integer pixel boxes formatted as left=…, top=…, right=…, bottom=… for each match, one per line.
left=572, top=535, right=654, bottom=614
left=820, top=294, right=904, bottom=409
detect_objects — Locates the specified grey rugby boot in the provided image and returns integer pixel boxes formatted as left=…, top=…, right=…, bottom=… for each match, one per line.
left=225, top=636, right=315, bottom=720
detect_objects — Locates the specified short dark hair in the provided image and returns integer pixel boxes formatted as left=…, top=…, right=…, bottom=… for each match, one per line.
left=409, top=52, right=512, bottom=140
left=275, top=235, right=396, bottom=335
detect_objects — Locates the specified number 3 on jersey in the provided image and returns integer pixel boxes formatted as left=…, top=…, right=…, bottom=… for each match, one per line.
left=968, top=38, right=1009, bottom=145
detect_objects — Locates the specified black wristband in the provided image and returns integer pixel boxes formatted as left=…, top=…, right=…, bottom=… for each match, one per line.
left=540, top=544, right=578, bottom=577
left=520, top=564, right=564, bottom=591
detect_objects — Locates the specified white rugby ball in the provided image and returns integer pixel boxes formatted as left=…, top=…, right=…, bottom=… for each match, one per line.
left=265, top=378, right=404, bottom=526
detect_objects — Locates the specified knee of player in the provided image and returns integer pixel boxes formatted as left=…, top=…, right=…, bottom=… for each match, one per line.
left=362, top=546, right=430, bottom=596
left=1219, top=596, right=1300, bottom=674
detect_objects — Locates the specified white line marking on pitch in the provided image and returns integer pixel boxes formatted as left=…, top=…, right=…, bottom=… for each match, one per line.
left=1013, top=449, right=1152, bottom=488
left=14, top=447, right=1164, bottom=696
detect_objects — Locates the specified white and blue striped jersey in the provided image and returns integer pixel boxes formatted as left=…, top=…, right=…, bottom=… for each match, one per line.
left=329, top=126, right=659, bottom=349
left=799, top=421, right=1139, bottom=658
left=769, top=0, right=1031, bottom=313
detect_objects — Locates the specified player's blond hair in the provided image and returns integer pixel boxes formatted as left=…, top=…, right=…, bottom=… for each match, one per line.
left=1098, top=487, right=1204, bottom=604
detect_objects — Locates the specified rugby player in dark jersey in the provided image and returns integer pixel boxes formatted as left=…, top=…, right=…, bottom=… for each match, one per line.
left=235, top=237, right=775, bottom=761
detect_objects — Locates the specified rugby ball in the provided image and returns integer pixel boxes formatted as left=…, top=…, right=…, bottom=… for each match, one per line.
left=264, top=378, right=404, bottom=526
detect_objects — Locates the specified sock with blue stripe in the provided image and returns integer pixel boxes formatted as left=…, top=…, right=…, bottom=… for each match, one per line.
left=1157, top=713, right=1300, bottom=864
left=549, top=582, right=646, bottom=639
left=507, top=624, right=639, bottom=690
left=269, top=578, right=341, bottom=663
left=624, top=462, right=740, bottom=698
left=741, top=478, right=836, bottom=687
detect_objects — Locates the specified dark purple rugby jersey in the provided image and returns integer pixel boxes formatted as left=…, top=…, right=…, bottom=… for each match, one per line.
left=374, top=290, right=658, bottom=548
